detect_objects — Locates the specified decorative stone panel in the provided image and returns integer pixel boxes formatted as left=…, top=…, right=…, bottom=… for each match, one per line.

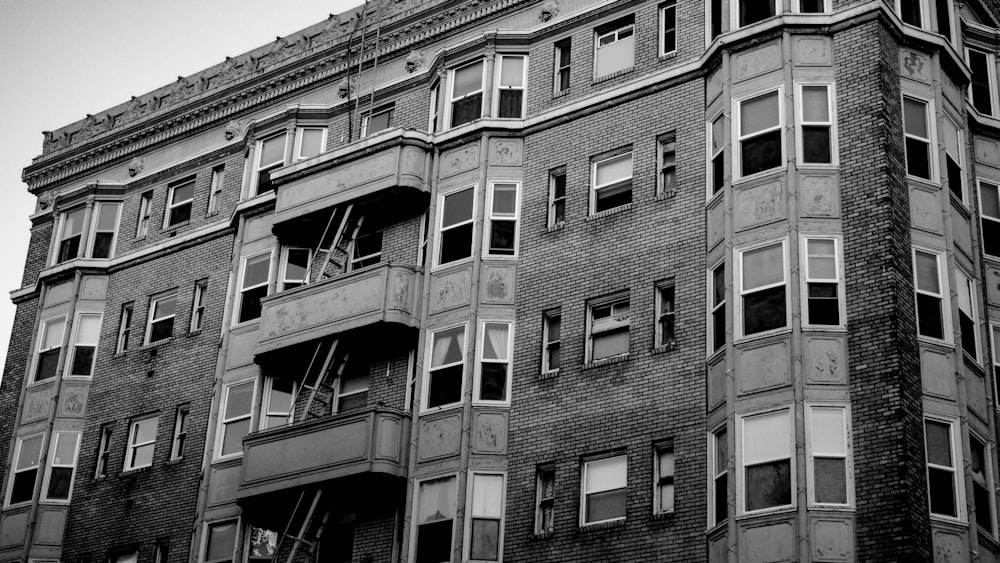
left=430, top=266, right=472, bottom=314
left=708, top=198, right=725, bottom=249
left=932, top=527, right=967, bottom=562
left=921, top=349, right=955, bottom=399
left=733, top=41, right=782, bottom=82
left=910, top=187, right=942, bottom=233
left=709, top=532, right=728, bottom=563
left=740, top=520, right=796, bottom=562
left=811, top=517, right=854, bottom=562
left=951, top=213, right=972, bottom=257
left=207, top=463, right=241, bottom=506
left=986, top=266, right=1000, bottom=305
left=900, top=49, right=931, bottom=83
left=490, top=139, right=522, bottom=166
left=976, top=137, right=1000, bottom=166
left=736, top=338, right=791, bottom=395
left=707, top=67, right=724, bottom=105
left=480, top=265, right=515, bottom=305
left=707, top=356, right=726, bottom=411
left=793, top=37, right=832, bottom=66
left=418, top=411, right=462, bottom=461
left=59, top=384, right=89, bottom=418
left=43, top=280, right=72, bottom=308
left=0, top=510, right=28, bottom=547
left=23, top=385, right=55, bottom=424
left=967, top=369, right=988, bottom=421
left=805, top=336, right=847, bottom=385
left=472, top=410, right=508, bottom=454
left=440, top=143, right=480, bottom=178
left=79, top=276, right=107, bottom=300
left=734, top=180, right=785, bottom=231
left=800, top=175, right=839, bottom=217
left=34, top=507, right=66, bottom=545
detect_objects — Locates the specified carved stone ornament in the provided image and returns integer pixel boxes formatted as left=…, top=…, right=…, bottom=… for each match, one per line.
left=539, top=0, right=559, bottom=21
left=37, top=192, right=53, bottom=210
left=128, top=157, right=145, bottom=177
left=224, top=119, right=248, bottom=141
left=337, top=77, right=352, bottom=98
left=405, top=50, right=425, bottom=73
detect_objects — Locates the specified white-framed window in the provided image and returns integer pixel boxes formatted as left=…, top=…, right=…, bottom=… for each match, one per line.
left=735, top=88, right=783, bottom=180
left=796, top=0, right=828, bottom=13
left=581, top=454, right=628, bottom=525
left=361, top=106, right=394, bottom=138
left=902, top=95, right=936, bottom=181
left=796, top=83, right=836, bottom=166
left=594, top=20, right=634, bottom=79
left=554, top=39, right=571, bottom=94
left=970, top=432, right=997, bottom=535
left=165, top=178, right=195, bottom=228
left=279, top=247, right=309, bottom=291
left=95, top=424, right=113, bottom=478
left=89, top=201, right=122, bottom=259
left=805, top=404, right=852, bottom=506
left=136, top=191, right=153, bottom=239
left=658, top=133, right=677, bottom=198
left=734, top=0, right=776, bottom=27
left=216, top=379, right=255, bottom=459
left=494, top=55, right=527, bottom=119
left=738, top=408, right=794, bottom=514
left=801, top=236, right=845, bottom=328
left=414, top=475, right=457, bottom=563
left=654, top=442, right=675, bottom=514
left=709, top=261, right=726, bottom=353
left=253, top=132, right=288, bottom=196
left=32, top=315, right=66, bottom=383
left=535, top=466, right=556, bottom=534
left=423, top=325, right=466, bottom=411
left=709, top=0, right=723, bottom=40
left=295, top=126, right=326, bottom=160
left=942, top=117, right=966, bottom=203
left=709, top=113, right=725, bottom=196
left=190, top=280, right=207, bottom=332
left=207, top=165, right=225, bottom=215
left=349, top=223, right=383, bottom=271
left=170, top=405, right=189, bottom=460
left=655, top=279, right=676, bottom=348
left=924, top=416, right=964, bottom=521
left=475, top=320, right=513, bottom=403
left=485, top=182, right=519, bottom=257
left=235, top=251, right=272, bottom=324
left=55, top=207, right=87, bottom=264
left=435, top=185, right=475, bottom=267
left=203, top=518, right=240, bottom=563
left=5, top=433, right=43, bottom=506
left=736, top=239, right=788, bottom=338
left=429, top=81, right=441, bottom=133
left=262, top=376, right=294, bottom=429
left=659, top=0, right=677, bottom=56
left=464, top=472, right=506, bottom=562
left=116, top=303, right=133, bottom=355
left=912, top=247, right=951, bottom=342
left=967, top=48, right=996, bottom=117
left=955, top=269, right=980, bottom=360
left=981, top=180, right=1000, bottom=258
left=336, top=365, right=368, bottom=412
left=542, top=311, right=561, bottom=374
left=146, top=291, right=177, bottom=344
left=42, top=431, right=80, bottom=501
left=125, top=416, right=158, bottom=471
left=448, top=60, right=485, bottom=129
left=587, top=293, right=630, bottom=362
left=709, top=426, right=728, bottom=526
left=591, top=151, right=633, bottom=214
left=897, top=0, right=928, bottom=27
left=67, top=312, right=102, bottom=377
left=548, top=168, right=567, bottom=228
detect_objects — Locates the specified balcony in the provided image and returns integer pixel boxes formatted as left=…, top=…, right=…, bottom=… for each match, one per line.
left=237, top=407, right=410, bottom=501
left=255, top=263, right=421, bottom=358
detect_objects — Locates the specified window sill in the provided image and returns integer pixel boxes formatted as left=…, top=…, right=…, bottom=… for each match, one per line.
left=553, top=89, right=570, bottom=99
left=651, top=342, right=677, bottom=355
left=734, top=327, right=792, bottom=347
left=655, top=191, right=677, bottom=201
left=593, top=67, right=634, bottom=84
left=538, top=369, right=559, bottom=380
left=187, top=329, right=203, bottom=338
left=92, top=475, right=107, bottom=482
left=532, top=530, right=555, bottom=540
left=732, top=168, right=785, bottom=188
left=578, top=518, right=626, bottom=532
left=113, top=351, right=128, bottom=359
left=584, top=354, right=630, bottom=370
left=121, top=465, right=152, bottom=477
left=651, top=510, right=675, bottom=521
left=587, top=203, right=632, bottom=221
left=141, top=338, right=172, bottom=350
left=211, top=455, right=244, bottom=468
left=658, top=50, right=677, bottom=62
left=164, top=220, right=191, bottom=233
left=735, top=505, right=796, bottom=521
left=165, top=457, right=184, bottom=466
left=546, top=222, right=565, bottom=233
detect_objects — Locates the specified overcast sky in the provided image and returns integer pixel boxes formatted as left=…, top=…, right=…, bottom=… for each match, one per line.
left=0, top=0, right=365, bottom=380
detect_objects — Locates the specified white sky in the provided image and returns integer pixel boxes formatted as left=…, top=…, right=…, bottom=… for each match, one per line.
left=0, top=0, right=365, bottom=381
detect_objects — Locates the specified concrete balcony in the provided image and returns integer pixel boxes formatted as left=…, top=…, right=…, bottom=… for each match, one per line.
left=255, top=263, right=421, bottom=357
left=237, top=407, right=410, bottom=501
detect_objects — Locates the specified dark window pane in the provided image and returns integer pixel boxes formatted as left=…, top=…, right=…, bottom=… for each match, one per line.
left=744, top=285, right=786, bottom=335
left=586, top=488, right=626, bottom=523
left=916, top=294, right=943, bottom=339
left=429, top=364, right=462, bottom=408
left=936, top=0, right=951, bottom=39
left=239, top=286, right=268, bottom=323
left=222, top=418, right=250, bottom=456
left=975, top=482, right=993, bottom=530
left=800, top=0, right=824, bottom=12
left=150, top=317, right=174, bottom=342
left=660, top=316, right=675, bottom=344
left=558, top=68, right=570, bottom=91
left=984, top=220, right=1000, bottom=256
left=548, top=346, right=560, bottom=370
left=662, top=8, right=676, bottom=51
left=480, top=363, right=507, bottom=401
left=452, top=94, right=482, bottom=127
left=808, top=283, right=839, bottom=325
left=740, top=0, right=775, bottom=26
left=713, top=307, right=726, bottom=351
left=416, top=520, right=452, bottom=563
left=905, top=138, right=931, bottom=179
left=169, top=203, right=192, bottom=226
left=802, top=126, right=831, bottom=163
left=814, top=458, right=846, bottom=504
left=745, top=459, right=791, bottom=511
left=46, top=466, right=73, bottom=499
left=714, top=475, right=728, bottom=525
left=330, top=522, right=355, bottom=563
left=741, top=130, right=782, bottom=176
left=713, top=154, right=725, bottom=193
left=553, top=200, right=565, bottom=224
left=947, top=157, right=963, bottom=200
left=71, top=346, right=95, bottom=376
left=711, top=0, right=723, bottom=37
left=498, top=90, right=523, bottom=118
left=490, top=222, right=515, bottom=255
left=92, top=233, right=114, bottom=259
left=338, top=392, right=367, bottom=412
left=36, top=348, right=61, bottom=381
left=969, top=51, right=992, bottom=114
left=10, top=469, right=37, bottom=504
left=58, top=236, right=81, bottom=263
left=960, top=312, right=976, bottom=357
left=440, top=223, right=473, bottom=264
left=928, top=467, right=957, bottom=516
left=900, top=0, right=921, bottom=26
left=595, top=181, right=632, bottom=212
left=470, top=519, right=499, bottom=560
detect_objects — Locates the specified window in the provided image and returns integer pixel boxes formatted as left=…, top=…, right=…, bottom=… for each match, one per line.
left=912, top=248, right=949, bottom=341
left=806, top=405, right=850, bottom=506
left=90, top=202, right=121, bottom=259
left=190, top=281, right=207, bottom=332
left=56, top=207, right=86, bottom=264
left=897, top=0, right=926, bottom=27
left=33, top=316, right=66, bottom=382
left=737, top=240, right=787, bottom=337
left=247, top=527, right=279, bottom=562
left=262, top=377, right=294, bottom=429
left=207, top=165, right=225, bottom=215
left=709, top=262, right=726, bottom=352
left=466, top=473, right=505, bottom=561
left=554, top=39, right=571, bottom=93
left=802, top=237, right=843, bottom=327
left=709, top=114, right=725, bottom=195
left=429, top=81, right=441, bottom=132
left=967, top=48, right=996, bottom=116
left=475, top=321, right=512, bottom=403
left=981, top=181, right=1000, bottom=257
left=654, top=443, right=675, bottom=514
left=710, top=0, right=723, bottom=39
left=937, top=0, right=954, bottom=38
left=739, top=409, right=793, bottom=513
left=203, top=519, right=239, bottom=563
left=658, top=134, right=677, bottom=197
left=955, top=270, right=979, bottom=359
left=659, top=1, right=677, bottom=55
left=125, top=416, right=157, bottom=470
left=436, top=186, right=475, bottom=266
left=925, top=418, right=963, bottom=519
left=736, top=90, right=782, bottom=178
left=485, top=182, right=519, bottom=257
left=416, top=476, right=456, bottom=563
left=349, top=223, right=382, bottom=270
left=535, top=466, right=555, bottom=534
left=217, top=380, right=254, bottom=458
left=591, top=151, right=633, bottom=213
left=95, top=424, right=113, bottom=478
left=116, top=303, right=133, bottom=354
left=548, top=168, right=566, bottom=228
left=111, top=552, right=138, bottom=563
left=154, top=542, right=170, bottom=563
left=424, top=326, right=465, bottom=410
left=736, top=0, right=776, bottom=27
left=903, top=96, right=934, bottom=180
left=971, top=434, right=996, bottom=533
left=6, top=434, right=43, bottom=505
left=587, top=294, right=630, bottom=362
left=236, top=252, right=271, bottom=323
left=797, top=84, right=835, bottom=165
left=362, top=107, right=394, bottom=137
left=449, top=60, right=484, bottom=128
left=655, top=280, right=676, bottom=348
left=337, top=366, right=368, bottom=412
left=170, top=406, right=189, bottom=460
left=67, top=313, right=102, bottom=377
left=595, top=21, right=634, bottom=78
left=165, top=179, right=195, bottom=227
left=710, top=427, right=728, bottom=526
left=254, top=132, right=287, bottom=195
left=296, top=127, right=326, bottom=159
left=542, top=311, right=561, bottom=374
left=136, top=191, right=153, bottom=239
left=798, top=0, right=826, bottom=13
left=581, top=455, right=627, bottom=525
left=42, top=431, right=80, bottom=501
left=942, top=117, right=965, bottom=203
left=146, top=292, right=177, bottom=344
left=279, top=247, right=309, bottom=290
left=495, top=55, right=527, bottom=119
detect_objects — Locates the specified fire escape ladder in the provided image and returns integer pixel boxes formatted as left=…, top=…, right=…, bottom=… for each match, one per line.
left=274, top=487, right=330, bottom=563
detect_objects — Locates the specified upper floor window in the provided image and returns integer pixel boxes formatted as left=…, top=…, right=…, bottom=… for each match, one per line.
left=236, top=251, right=271, bottom=324
left=494, top=55, right=527, bottom=119
left=55, top=202, right=122, bottom=265
left=954, top=270, right=979, bottom=360
left=424, top=325, right=466, bottom=410
left=165, top=179, right=195, bottom=228
left=56, top=207, right=86, bottom=264
left=6, top=434, right=43, bottom=506
left=464, top=473, right=505, bottom=561
left=709, top=262, right=726, bottom=353
left=659, top=0, right=677, bottom=56
left=898, top=0, right=925, bottom=27
left=739, top=408, right=793, bottom=514
left=485, top=182, right=519, bottom=257
left=548, top=168, right=567, bottom=228
left=136, top=191, right=153, bottom=239
left=146, top=291, right=177, bottom=344
left=350, top=223, right=383, bottom=271
left=535, top=466, right=556, bottom=534
left=190, top=280, right=208, bottom=332
left=449, top=60, right=485, bottom=128
left=217, top=380, right=255, bottom=459
left=654, top=443, right=675, bottom=514
left=898, top=0, right=954, bottom=36
left=581, top=454, right=628, bottom=525
left=116, top=303, right=133, bottom=355
left=587, top=293, right=630, bottom=362
left=912, top=247, right=950, bottom=341
left=967, top=48, right=996, bottom=117
left=591, top=151, right=633, bottom=214
left=710, top=427, right=728, bottom=526
left=942, top=117, right=966, bottom=203
left=903, top=96, right=935, bottom=181
left=279, top=247, right=310, bottom=291
left=204, top=519, right=240, bottom=563
left=554, top=39, right=571, bottom=94
left=475, top=321, right=512, bottom=403
left=709, top=114, right=725, bottom=196
left=429, top=81, right=441, bottom=133
left=735, top=0, right=776, bottom=27
left=658, top=134, right=677, bottom=198
left=797, top=84, right=836, bottom=165
left=32, top=316, right=66, bottom=383
left=655, top=279, right=676, bottom=348
left=295, top=127, right=326, bottom=160
left=337, top=366, right=369, bottom=412
left=416, top=476, right=456, bottom=563
left=736, top=89, right=783, bottom=179
left=710, top=0, right=723, bottom=40
left=207, top=165, right=225, bottom=216
left=801, top=236, right=844, bottom=328
left=67, top=313, right=102, bottom=378
left=542, top=311, right=561, bottom=375
left=737, top=240, right=788, bottom=337
left=970, top=434, right=997, bottom=534
left=595, top=20, right=634, bottom=79
left=94, top=424, right=113, bottom=479
left=125, top=416, right=158, bottom=471
left=91, top=202, right=122, bottom=259
left=980, top=180, right=1000, bottom=258
left=436, top=186, right=475, bottom=266
left=362, top=106, right=394, bottom=137
left=797, top=0, right=827, bottom=13
left=805, top=405, right=851, bottom=506
left=42, top=431, right=80, bottom=501
left=254, top=132, right=287, bottom=196
left=925, top=417, right=963, bottom=520
left=262, top=376, right=294, bottom=429
left=170, top=405, right=189, bottom=460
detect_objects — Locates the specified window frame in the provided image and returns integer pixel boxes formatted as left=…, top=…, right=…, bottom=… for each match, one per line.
left=800, top=234, right=846, bottom=329
left=655, top=279, right=676, bottom=349
left=463, top=471, right=507, bottom=563
left=434, top=184, right=477, bottom=268
left=278, top=246, right=310, bottom=291
left=65, top=312, right=103, bottom=379
left=4, top=432, right=45, bottom=507
left=980, top=179, right=1000, bottom=259
left=335, top=366, right=369, bottom=413
left=136, top=191, right=153, bottom=240
left=473, top=319, right=514, bottom=405
left=593, top=21, right=635, bottom=79
left=657, top=133, right=677, bottom=198
left=590, top=150, right=634, bottom=215
left=554, top=38, right=571, bottom=95
left=252, top=131, right=288, bottom=197
left=580, top=453, right=628, bottom=526
left=733, top=86, right=785, bottom=181
left=233, top=250, right=273, bottom=325
left=895, top=0, right=930, bottom=28
left=124, top=415, right=158, bottom=471
left=294, top=126, right=327, bottom=160
left=446, top=59, right=486, bottom=129
left=190, top=280, right=207, bottom=333
left=483, top=181, right=520, bottom=258
left=735, top=238, right=790, bottom=339
left=942, top=115, right=966, bottom=205
left=804, top=403, right=854, bottom=507
left=41, top=430, right=81, bottom=502
left=116, top=302, right=133, bottom=355
left=87, top=201, right=122, bottom=259
left=201, top=517, right=241, bottom=563
left=901, top=93, right=938, bottom=182
left=548, top=168, right=567, bottom=229
left=911, top=246, right=952, bottom=344
left=794, top=0, right=830, bottom=12
left=411, top=474, right=458, bottom=563
left=95, top=424, right=113, bottom=479
left=429, top=80, right=441, bottom=133
left=262, top=376, right=295, bottom=429
left=955, top=269, right=980, bottom=362
left=361, top=106, right=395, bottom=138
left=795, top=82, right=838, bottom=167
left=493, top=54, right=528, bottom=119
left=707, top=260, right=726, bottom=355
left=731, top=0, right=777, bottom=28
left=542, top=310, right=561, bottom=375
left=924, top=415, right=965, bottom=522
left=170, top=405, right=189, bottom=461
left=215, top=378, right=257, bottom=461
left=736, top=407, right=795, bottom=515
left=421, top=323, right=468, bottom=412
left=658, top=0, right=678, bottom=56
left=31, top=314, right=66, bottom=384
left=586, top=292, right=631, bottom=363
left=145, top=291, right=178, bottom=345
left=54, top=206, right=87, bottom=265
left=164, top=178, right=196, bottom=229
left=707, top=112, right=725, bottom=198
left=966, top=47, right=997, bottom=117
left=653, top=442, right=675, bottom=514
left=207, top=165, right=225, bottom=216
left=534, top=465, right=556, bottom=534
left=970, top=431, right=997, bottom=536
left=708, top=425, right=728, bottom=527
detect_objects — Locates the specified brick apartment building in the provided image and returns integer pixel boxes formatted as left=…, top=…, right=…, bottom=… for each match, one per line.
left=1, top=0, right=1000, bottom=561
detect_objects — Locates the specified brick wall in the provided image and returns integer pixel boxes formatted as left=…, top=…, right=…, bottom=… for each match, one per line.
left=0, top=299, right=40, bottom=499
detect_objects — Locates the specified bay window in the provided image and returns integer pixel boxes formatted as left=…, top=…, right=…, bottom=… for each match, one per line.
left=739, top=409, right=793, bottom=513
left=737, top=240, right=787, bottom=337
left=33, top=316, right=66, bottom=382
left=436, top=186, right=475, bottom=266
left=56, top=207, right=86, bottom=263
left=912, top=248, right=949, bottom=341
left=416, top=476, right=456, bottom=563
left=475, top=321, right=512, bottom=402
left=449, top=60, right=484, bottom=128
left=736, top=90, right=782, bottom=178
left=424, top=325, right=466, bottom=410
left=495, top=55, right=526, bottom=119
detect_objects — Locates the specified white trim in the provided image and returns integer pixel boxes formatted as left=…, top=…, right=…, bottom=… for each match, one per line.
left=707, top=111, right=725, bottom=199
left=586, top=291, right=631, bottom=363
left=4, top=432, right=45, bottom=507
left=124, top=415, right=158, bottom=471
left=164, top=178, right=196, bottom=229
left=733, top=86, right=785, bottom=182
left=799, top=234, right=846, bottom=329
left=65, top=311, right=103, bottom=378
left=421, top=322, right=468, bottom=412
left=434, top=184, right=477, bottom=268
left=492, top=54, right=528, bottom=119
left=979, top=179, right=1000, bottom=259
left=901, top=93, right=939, bottom=183
left=590, top=151, right=633, bottom=215
left=463, top=471, right=507, bottom=562
left=233, top=249, right=273, bottom=326
left=923, top=414, right=966, bottom=522
left=473, top=319, right=514, bottom=405
left=795, top=82, right=839, bottom=167
left=145, top=291, right=178, bottom=345
left=40, top=430, right=81, bottom=502
left=734, top=237, right=790, bottom=340
left=31, top=314, right=67, bottom=384
left=911, top=245, right=953, bottom=344
left=294, top=126, right=327, bottom=160
left=446, top=59, right=486, bottom=130
left=580, top=454, right=628, bottom=526
left=87, top=201, right=123, bottom=259
left=804, top=402, right=854, bottom=507
left=736, top=406, right=795, bottom=516
left=707, top=260, right=726, bottom=356
left=966, top=47, right=998, bottom=118
left=658, top=0, right=678, bottom=56
left=214, top=378, right=257, bottom=460
left=410, top=473, right=458, bottom=563
left=483, top=181, right=521, bottom=258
